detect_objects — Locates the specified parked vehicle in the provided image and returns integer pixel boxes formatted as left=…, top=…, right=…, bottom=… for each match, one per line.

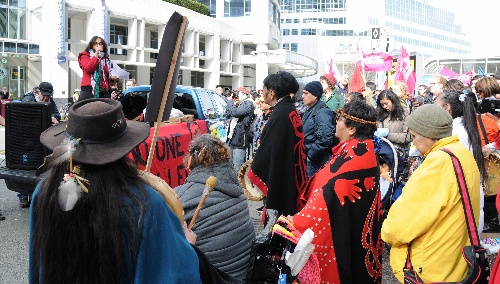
left=0, top=85, right=229, bottom=194
left=122, top=85, right=227, bottom=122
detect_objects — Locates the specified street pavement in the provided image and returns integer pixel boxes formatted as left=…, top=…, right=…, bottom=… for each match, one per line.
left=0, top=178, right=402, bottom=284
left=0, top=178, right=29, bottom=284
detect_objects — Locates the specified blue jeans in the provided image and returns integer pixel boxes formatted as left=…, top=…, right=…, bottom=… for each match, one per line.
left=17, top=193, right=29, bottom=200
left=231, top=148, right=246, bottom=173
left=307, top=155, right=331, bottom=178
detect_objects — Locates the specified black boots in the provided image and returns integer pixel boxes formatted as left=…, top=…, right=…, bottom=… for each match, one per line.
left=483, top=196, right=500, bottom=233
left=483, top=216, right=500, bottom=233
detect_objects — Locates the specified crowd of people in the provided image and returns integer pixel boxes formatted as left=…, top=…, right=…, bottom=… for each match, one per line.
left=213, top=71, right=500, bottom=282
left=3, top=35, right=500, bottom=283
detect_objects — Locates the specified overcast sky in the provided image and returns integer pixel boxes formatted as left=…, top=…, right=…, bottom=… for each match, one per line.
left=442, top=1, right=498, bottom=54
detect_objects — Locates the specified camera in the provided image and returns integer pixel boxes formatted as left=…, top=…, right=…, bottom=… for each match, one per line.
left=111, top=89, right=124, bottom=100
left=231, top=91, right=239, bottom=100
left=479, top=97, right=500, bottom=115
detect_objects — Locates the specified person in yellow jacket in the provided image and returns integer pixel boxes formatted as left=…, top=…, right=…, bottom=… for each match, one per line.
left=382, top=104, right=480, bottom=282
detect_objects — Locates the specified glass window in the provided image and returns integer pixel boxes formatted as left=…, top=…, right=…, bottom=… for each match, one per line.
left=198, top=0, right=216, bottom=17
left=224, top=0, right=251, bottom=18
left=281, top=0, right=293, bottom=12
left=150, top=31, right=158, bottom=59
left=290, top=43, right=298, bottom=52
left=110, top=24, right=128, bottom=56
left=0, top=8, right=7, bottom=38
left=301, top=28, right=316, bottom=35
left=28, top=44, right=39, bottom=54
left=4, top=41, right=15, bottom=52
left=293, top=19, right=300, bottom=23
left=10, top=0, right=25, bottom=8
left=245, top=0, right=251, bottom=16
left=291, top=29, right=298, bottom=35
left=16, top=42, right=27, bottom=53
left=283, top=29, right=290, bottom=36
left=283, top=43, right=289, bottom=49
left=8, top=8, right=26, bottom=39
left=269, top=1, right=277, bottom=23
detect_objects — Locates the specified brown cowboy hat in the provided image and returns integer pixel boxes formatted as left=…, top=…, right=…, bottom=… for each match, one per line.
left=40, top=98, right=150, bottom=165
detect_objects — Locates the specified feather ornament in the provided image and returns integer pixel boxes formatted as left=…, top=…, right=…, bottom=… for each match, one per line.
left=57, top=164, right=89, bottom=211
left=36, top=138, right=81, bottom=176
left=58, top=176, right=83, bottom=211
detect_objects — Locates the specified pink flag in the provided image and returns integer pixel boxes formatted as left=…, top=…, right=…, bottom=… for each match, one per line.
left=439, top=66, right=459, bottom=79
left=362, top=52, right=393, bottom=72
left=328, top=58, right=340, bottom=81
left=439, top=67, right=473, bottom=86
left=394, top=45, right=416, bottom=94
left=355, top=42, right=364, bottom=70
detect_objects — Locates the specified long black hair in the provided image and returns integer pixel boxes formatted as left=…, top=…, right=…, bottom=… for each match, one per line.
left=84, top=36, right=109, bottom=56
left=437, top=90, right=487, bottom=181
left=31, top=157, right=148, bottom=283
left=376, top=89, right=405, bottom=122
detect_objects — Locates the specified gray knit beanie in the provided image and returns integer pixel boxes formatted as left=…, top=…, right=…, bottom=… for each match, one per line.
left=407, top=104, right=452, bottom=139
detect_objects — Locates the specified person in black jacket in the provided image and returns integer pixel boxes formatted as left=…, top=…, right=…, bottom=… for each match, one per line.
left=301, top=81, right=338, bottom=177
left=226, top=87, right=255, bottom=172
left=22, top=83, right=61, bottom=125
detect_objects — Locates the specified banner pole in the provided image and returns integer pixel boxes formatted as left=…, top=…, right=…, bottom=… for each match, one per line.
left=146, top=16, right=187, bottom=172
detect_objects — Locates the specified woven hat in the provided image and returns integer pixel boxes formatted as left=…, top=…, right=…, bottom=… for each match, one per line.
left=303, top=81, right=323, bottom=99
left=407, top=104, right=452, bottom=139
left=40, top=98, right=150, bottom=165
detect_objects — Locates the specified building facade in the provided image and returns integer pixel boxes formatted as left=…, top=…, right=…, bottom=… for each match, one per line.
left=0, top=0, right=317, bottom=102
left=279, top=0, right=471, bottom=79
left=203, top=0, right=317, bottom=88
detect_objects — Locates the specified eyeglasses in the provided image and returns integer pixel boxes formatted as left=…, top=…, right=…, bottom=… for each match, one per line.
left=94, top=42, right=103, bottom=46
left=335, top=112, right=344, bottom=121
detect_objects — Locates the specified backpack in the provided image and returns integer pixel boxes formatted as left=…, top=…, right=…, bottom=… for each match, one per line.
left=21, top=91, right=36, bottom=102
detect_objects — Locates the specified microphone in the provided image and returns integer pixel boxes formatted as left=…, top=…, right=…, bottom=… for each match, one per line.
left=188, top=176, right=217, bottom=230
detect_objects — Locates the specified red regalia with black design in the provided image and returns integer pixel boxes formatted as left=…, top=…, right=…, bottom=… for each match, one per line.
left=293, top=138, right=383, bottom=283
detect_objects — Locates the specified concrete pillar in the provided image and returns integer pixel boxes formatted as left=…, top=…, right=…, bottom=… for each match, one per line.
left=255, top=44, right=269, bottom=90
left=128, top=17, right=138, bottom=62
left=41, top=0, right=69, bottom=102
left=182, top=70, right=191, bottom=86
left=136, top=66, right=150, bottom=85
left=208, top=34, right=221, bottom=89
left=137, top=18, right=145, bottom=63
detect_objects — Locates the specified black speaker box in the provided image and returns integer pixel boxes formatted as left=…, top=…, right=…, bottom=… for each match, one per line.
left=5, top=102, right=52, bottom=170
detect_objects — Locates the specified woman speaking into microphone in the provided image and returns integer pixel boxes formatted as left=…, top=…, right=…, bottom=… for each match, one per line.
left=77, top=36, right=118, bottom=101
